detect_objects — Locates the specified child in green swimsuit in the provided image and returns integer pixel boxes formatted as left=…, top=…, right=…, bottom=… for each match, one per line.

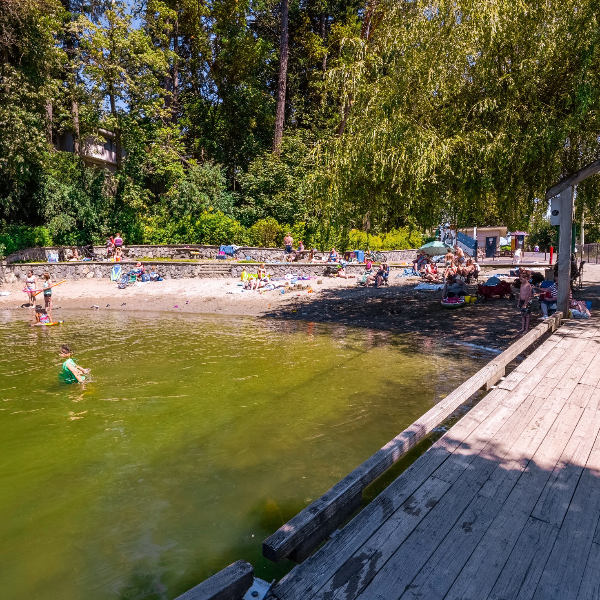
left=59, top=345, right=90, bottom=384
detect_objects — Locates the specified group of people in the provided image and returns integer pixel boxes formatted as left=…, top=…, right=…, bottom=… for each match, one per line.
left=24, top=270, right=59, bottom=326
left=106, top=233, right=124, bottom=260
left=515, top=269, right=558, bottom=333
left=412, top=246, right=481, bottom=285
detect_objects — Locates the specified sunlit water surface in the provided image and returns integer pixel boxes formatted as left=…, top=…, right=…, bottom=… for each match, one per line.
left=0, top=310, right=488, bottom=600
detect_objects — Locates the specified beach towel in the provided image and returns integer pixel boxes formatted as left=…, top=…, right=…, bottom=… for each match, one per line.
left=110, top=265, right=122, bottom=281
left=219, top=245, right=239, bottom=256
left=483, top=276, right=501, bottom=286
left=414, top=283, right=444, bottom=291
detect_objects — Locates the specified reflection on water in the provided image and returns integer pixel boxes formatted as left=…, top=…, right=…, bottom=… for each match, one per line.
left=0, top=310, right=488, bottom=600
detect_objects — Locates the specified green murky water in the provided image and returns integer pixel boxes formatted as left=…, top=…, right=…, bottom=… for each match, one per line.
left=0, top=311, right=488, bottom=600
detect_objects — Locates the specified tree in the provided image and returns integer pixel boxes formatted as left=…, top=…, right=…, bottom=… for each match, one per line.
left=311, top=0, right=600, bottom=232
left=273, top=0, right=289, bottom=154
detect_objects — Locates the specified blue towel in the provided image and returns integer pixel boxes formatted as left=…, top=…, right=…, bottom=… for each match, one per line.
left=220, top=245, right=235, bottom=255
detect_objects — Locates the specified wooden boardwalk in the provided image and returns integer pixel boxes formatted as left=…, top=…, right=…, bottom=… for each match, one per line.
left=268, top=318, right=600, bottom=600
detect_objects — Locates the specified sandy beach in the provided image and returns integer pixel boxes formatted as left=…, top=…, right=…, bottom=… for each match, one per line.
left=4, top=267, right=582, bottom=351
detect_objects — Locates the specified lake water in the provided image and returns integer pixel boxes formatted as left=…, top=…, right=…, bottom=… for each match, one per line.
left=0, top=311, right=488, bottom=600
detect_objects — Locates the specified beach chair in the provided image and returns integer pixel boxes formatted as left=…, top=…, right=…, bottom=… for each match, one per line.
left=110, top=264, right=122, bottom=282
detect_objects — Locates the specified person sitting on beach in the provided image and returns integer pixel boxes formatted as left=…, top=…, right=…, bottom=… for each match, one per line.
left=66, top=247, right=79, bottom=261
left=106, top=236, right=115, bottom=257
left=114, top=233, right=123, bottom=248
left=114, top=247, right=123, bottom=262
left=246, top=263, right=268, bottom=290
left=517, top=272, right=534, bottom=333
left=336, top=263, right=355, bottom=279
left=422, top=261, right=439, bottom=282
left=134, top=262, right=145, bottom=279
left=454, top=245, right=465, bottom=264
left=413, top=252, right=428, bottom=274
left=25, top=270, right=36, bottom=307
left=375, top=263, right=390, bottom=287
left=298, top=240, right=304, bottom=252
left=445, top=259, right=459, bottom=279
left=536, top=277, right=558, bottom=320
left=59, top=345, right=90, bottom=384
left=31, top=306, right=51, bottom=326
left=329, top=247, right=339, bottom=262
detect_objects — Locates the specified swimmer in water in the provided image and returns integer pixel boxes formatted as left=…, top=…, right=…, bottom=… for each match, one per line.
left=59, top=345, right=90, bottom=384
left=31, top=306, right=51, bottom=326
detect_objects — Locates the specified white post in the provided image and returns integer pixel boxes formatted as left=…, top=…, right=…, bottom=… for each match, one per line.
left=557, top=186, right=573, bottom=316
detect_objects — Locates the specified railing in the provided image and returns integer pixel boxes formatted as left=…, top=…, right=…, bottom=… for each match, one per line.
left=579, top=243, right=600, bottom=264
left=261, top=312, right=563, bottom=563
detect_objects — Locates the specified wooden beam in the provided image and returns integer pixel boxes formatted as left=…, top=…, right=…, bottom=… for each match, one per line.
left=545, top=159, right=600, bottom=200
left=557, top=186, right=573, bottom=315
left=262, top=314, right=563, bottom=564
left=174, top=561, right=254, bottom=600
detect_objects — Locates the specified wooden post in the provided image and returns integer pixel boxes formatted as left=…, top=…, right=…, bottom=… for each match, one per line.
left=557, top=186, right=573, bottom=316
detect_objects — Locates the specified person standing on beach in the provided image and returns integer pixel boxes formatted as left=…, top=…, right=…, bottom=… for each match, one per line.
left=283, top=232, right=293, bottom=254
left=517, top=272, right=534, bottom=333
left=42, top=272, right=53, bottom=318
left=25, top=270, right=36, bottom=307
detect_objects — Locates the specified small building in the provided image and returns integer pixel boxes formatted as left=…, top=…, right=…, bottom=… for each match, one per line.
left=54, top=129, right=122, bottom=172
left=509, top=231, right=528, bottom=251
left=459, top=226, right=508, bottom=258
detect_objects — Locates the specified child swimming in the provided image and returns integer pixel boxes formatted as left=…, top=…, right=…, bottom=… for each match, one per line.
left=59, top=345, right=90, bottom=384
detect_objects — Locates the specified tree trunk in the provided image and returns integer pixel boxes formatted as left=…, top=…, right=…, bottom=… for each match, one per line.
left=320, top=13, right=327, bottom=71
left=109, top=91, right=122, bottom=170
left=72, top=98, right=80, bottom=155
left=172, top=14, right=179, bottom=123
left=64, top=30, right=80, bottom=155
left=45, top=100, right=53, bottom=146
left=272, top=0, right=289, bottom=155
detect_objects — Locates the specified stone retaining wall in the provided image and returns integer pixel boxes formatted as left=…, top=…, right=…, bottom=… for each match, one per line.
left=0, top=260, right=391, bottom=284
left=5, top=245, right=417, bottom=264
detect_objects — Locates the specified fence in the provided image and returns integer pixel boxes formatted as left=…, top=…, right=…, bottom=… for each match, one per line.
left=579, top=243, right=600, bottom=264
left=456, top=231, right=478, bottom=257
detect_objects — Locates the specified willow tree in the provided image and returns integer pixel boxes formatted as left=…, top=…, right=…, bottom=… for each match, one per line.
left=311, top=0, right=600, bottom=232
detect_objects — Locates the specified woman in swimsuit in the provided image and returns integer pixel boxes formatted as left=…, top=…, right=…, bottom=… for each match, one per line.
left=25, top=270, right=36, bottom=307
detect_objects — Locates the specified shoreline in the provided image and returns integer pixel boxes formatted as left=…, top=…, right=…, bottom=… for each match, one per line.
left=0, top=273, right=533, bottom=351
left=4, top=264, right=598, bottom=350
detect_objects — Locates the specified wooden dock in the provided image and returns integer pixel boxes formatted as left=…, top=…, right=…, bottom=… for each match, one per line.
left=267, top=318, right=600, bottom=600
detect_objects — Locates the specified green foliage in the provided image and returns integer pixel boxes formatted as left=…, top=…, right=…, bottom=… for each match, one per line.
left=248, top=218, right=284, bottom=247
left=348, top=228, right=423, bottom=251
left=236, top=134, right=310, bottom=227
left=527, top=211, right=557, bottom=252
left=0, top=224, right=53, bottom=257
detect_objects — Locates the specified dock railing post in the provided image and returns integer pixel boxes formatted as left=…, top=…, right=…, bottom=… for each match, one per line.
left=557, top=186, right=573, bottom=317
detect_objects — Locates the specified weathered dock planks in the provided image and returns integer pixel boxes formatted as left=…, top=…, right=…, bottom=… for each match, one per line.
left=267, top=317, right=600, bottom=600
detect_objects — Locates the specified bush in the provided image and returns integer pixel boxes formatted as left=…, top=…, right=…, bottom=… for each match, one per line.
left=0, top=224, right=53, bottom=257
left=248, top=218, right=284, bottom=247
left=348, top=228, right=422, bottom=251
